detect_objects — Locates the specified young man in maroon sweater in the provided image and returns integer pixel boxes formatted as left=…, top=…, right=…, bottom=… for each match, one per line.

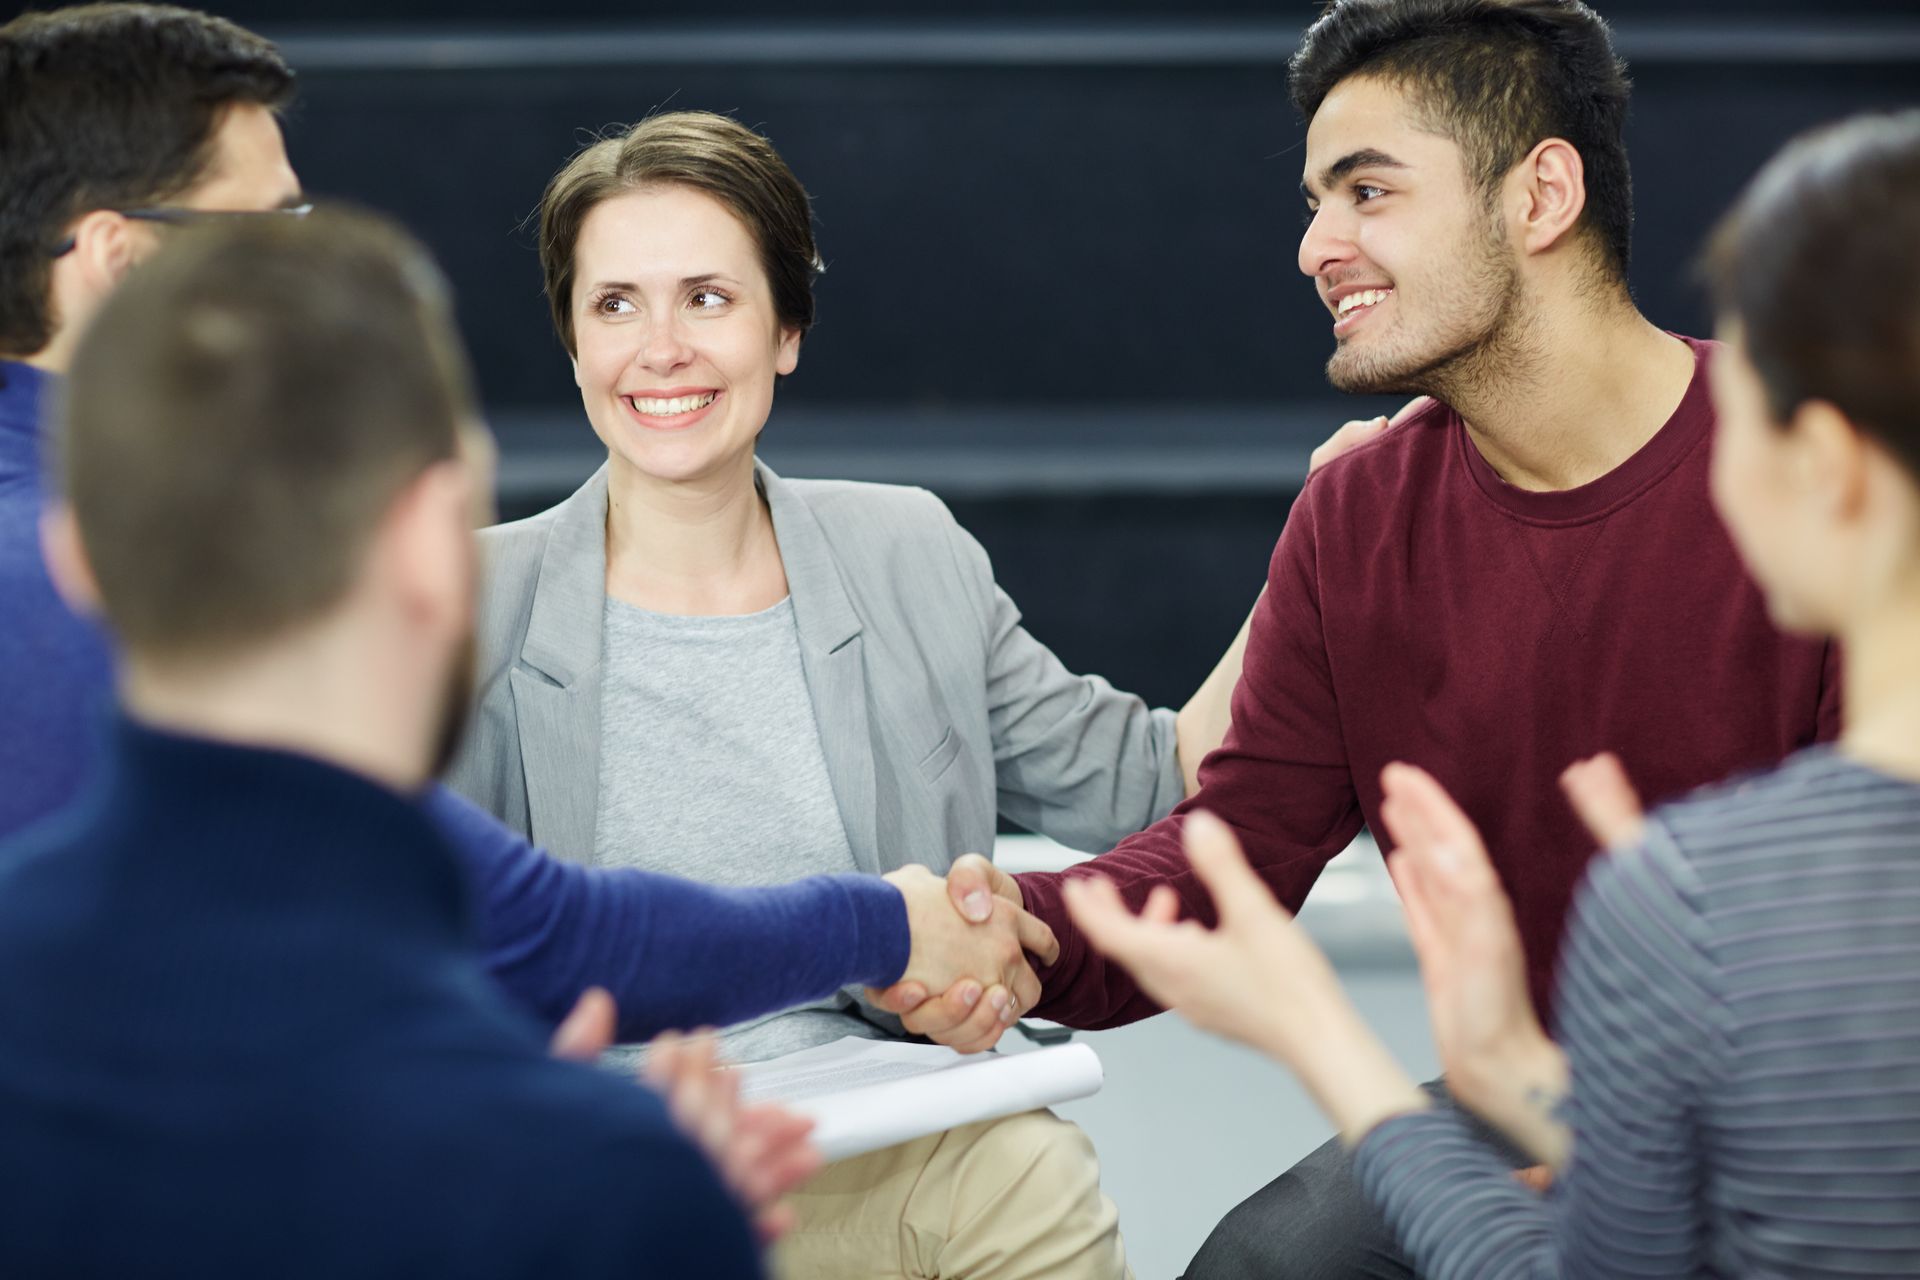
left=876, top=1, right=1837, bottom=1276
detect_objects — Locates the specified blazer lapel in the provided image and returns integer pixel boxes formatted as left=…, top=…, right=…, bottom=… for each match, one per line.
left=511, top=467, right=611, bottom=864
left=762, top=462, right=882, bottom=876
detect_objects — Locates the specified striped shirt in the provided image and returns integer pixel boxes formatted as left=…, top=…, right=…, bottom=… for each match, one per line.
left=1354, top=748, right=1920, bottom=1278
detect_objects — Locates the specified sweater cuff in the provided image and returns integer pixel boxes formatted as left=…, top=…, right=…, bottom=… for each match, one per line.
left=1015, top=869, right=1087, bottom=1021
left=836, top=873, right=912, bottom=988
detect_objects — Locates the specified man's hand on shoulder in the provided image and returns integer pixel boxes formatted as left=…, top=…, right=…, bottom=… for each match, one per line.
left=868, top=855, right=1049, bottom=1055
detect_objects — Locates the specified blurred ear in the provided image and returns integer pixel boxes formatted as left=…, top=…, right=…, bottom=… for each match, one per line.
left=457, top=422, right=499, bottom=528
left=64, top=211, right=146, bottom=289
left=1511, top=138, right=1588, bottom=259
left=379, top=457, right=479, bottom=632
left=1788, top=399, right=1868, bottom=522
left=39, top=503, right=103, bottom=618
left=776, top=324, right=801, bottom=377
left=43, top=212, right=147, bottom=346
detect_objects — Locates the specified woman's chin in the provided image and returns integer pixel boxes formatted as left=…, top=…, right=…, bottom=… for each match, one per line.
left=608, top=438, right=756, bottom=489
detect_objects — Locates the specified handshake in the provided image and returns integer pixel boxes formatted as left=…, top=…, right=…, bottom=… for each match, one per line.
left=872, top=856, right=1048, bottom=1055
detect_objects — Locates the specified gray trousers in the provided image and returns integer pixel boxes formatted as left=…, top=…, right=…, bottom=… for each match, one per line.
left=1183, top=1080, right=1533, bottom=1280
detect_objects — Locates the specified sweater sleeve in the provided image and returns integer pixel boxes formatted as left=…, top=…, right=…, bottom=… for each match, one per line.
left=1352, top=823, right=1722, bottom=1279
left=1017, top=485, right=1365, bottom=1028
left=419, top=784, right=911, bottom=1041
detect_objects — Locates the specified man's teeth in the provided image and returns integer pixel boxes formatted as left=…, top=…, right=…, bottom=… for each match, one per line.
left=629, top=392, right=717, bottom=416
left=1336, top=288, right=1392, bottom=318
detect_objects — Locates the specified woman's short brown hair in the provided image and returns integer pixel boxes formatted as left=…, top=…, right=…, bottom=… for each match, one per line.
left=1704, top=110, right=1920, bottom=481
left=536, top=111, right=822, bottom=356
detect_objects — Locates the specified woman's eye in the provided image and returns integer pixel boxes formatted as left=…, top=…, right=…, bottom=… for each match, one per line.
left=1354, top=184, right=1387, bottom=204
left=690, top=288, right=731, bottom=310
left=596, top=294, right=635, bottom=315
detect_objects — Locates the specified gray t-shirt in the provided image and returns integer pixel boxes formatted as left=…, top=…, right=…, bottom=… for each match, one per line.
left=594, top=594, right=885, bottom=1065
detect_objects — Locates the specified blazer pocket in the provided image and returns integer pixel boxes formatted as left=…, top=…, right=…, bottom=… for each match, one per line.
left=915, top=725, right=963, bottom=784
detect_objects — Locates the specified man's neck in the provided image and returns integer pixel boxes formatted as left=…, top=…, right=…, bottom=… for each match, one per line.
left=1444, top=300, right=1696, bottom=493
left=19, top=334, right=75, bottom=378
left=120, top=635, right=436, bottom=795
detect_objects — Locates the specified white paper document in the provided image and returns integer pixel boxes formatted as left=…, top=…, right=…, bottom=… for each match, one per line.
left=732, top=1037, right=1104, bottom=1163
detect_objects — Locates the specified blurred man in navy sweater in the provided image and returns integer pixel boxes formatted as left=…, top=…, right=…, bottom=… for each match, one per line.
left=0, top=206, right=770, bottom=1276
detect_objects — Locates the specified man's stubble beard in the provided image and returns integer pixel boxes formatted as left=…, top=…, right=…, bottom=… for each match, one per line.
left=1324, top=209, right=1543, bottom=407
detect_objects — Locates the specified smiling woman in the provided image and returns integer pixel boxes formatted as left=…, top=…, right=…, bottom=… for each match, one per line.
left=442, top=110, right=1254, bottom=1280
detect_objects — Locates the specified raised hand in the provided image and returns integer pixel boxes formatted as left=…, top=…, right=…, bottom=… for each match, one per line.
left=1560, top=751, right=1646, bottom=849
left=643, top=1030, right=821, bottom=1243
left=1378, top=762, right=1570, bottom=1167
left=1058, top=812, right=1333, bottom=1054
left=1062, top=811, right=1427, bottom=1142
left=870, top=861, right=1057, bottom=1054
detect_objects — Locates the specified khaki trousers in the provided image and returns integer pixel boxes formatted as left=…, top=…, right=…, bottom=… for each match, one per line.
left=769, top=1109, right=1132, bottom=1280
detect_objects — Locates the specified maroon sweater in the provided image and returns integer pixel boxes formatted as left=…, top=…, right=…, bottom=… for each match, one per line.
left=1021, top=337, right=1839, bottom=1026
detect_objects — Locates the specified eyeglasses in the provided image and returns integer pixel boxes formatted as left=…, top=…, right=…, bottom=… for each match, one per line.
left=48, top=202, right=314, bottom=258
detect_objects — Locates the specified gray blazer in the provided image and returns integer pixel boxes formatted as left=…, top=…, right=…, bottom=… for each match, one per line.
left=446, top=461, right=1183, bottom=879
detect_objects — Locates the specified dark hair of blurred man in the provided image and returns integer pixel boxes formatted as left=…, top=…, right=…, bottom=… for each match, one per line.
left=0, top=3, right=304, bottom=829
left=0, top=209, right=762, bottom=1278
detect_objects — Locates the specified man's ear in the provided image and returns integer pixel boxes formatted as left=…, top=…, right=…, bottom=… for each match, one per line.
left=381, top=458, right=479, bottom=628
left=39, top=503, right=104, bottom=618
left=1511, top=137, right=1588, bottom=259
left=64, top=210, right=145, bottom=290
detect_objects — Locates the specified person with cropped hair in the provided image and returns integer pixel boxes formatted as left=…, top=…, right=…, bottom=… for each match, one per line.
left=872, top=3, right=1840, bottom=1274
left=0, top=207, right=766, bottom=1277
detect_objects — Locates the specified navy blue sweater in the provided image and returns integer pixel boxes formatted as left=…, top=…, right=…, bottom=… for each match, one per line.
left=0, top=359, right=909, bottom=1039
left=0, top=718, right=763, bottom=1277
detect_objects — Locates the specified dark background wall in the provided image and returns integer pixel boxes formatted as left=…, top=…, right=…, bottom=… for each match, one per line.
left=138, top=1, right=1920, bottom=710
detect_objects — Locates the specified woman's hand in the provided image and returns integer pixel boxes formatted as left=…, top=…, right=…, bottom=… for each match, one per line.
left=1560, top=751, right=1646, bottom=848
left=1062, top=811, right=1427, bottom=1144
left=1378, top=763, right=1570, bottom=1167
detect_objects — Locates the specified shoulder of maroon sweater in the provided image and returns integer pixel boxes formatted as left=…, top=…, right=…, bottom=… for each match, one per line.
left=1290, top=398, right=1458, bottom=522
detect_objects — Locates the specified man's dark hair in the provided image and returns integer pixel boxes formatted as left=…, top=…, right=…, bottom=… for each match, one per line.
left=1705, top=111, right=1920, bottom=482
left=0, top=4, right=294, bottom=357
left=59, top=208, right=476, bottom=663
left=1289, top=0, right=1633, bottom=281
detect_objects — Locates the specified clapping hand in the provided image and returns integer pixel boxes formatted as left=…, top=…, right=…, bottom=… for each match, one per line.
left=1059, top=811, right=1429, bottom=1142
left=1058, top=812, right=1333, bottom=1057
left=1560, top=751, right=1646, bottom=848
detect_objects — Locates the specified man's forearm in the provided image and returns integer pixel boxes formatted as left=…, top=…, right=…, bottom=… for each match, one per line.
left=423, top=784, right=910, bottom=1040
left=1017, top=851, right=1190, bottom=1031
